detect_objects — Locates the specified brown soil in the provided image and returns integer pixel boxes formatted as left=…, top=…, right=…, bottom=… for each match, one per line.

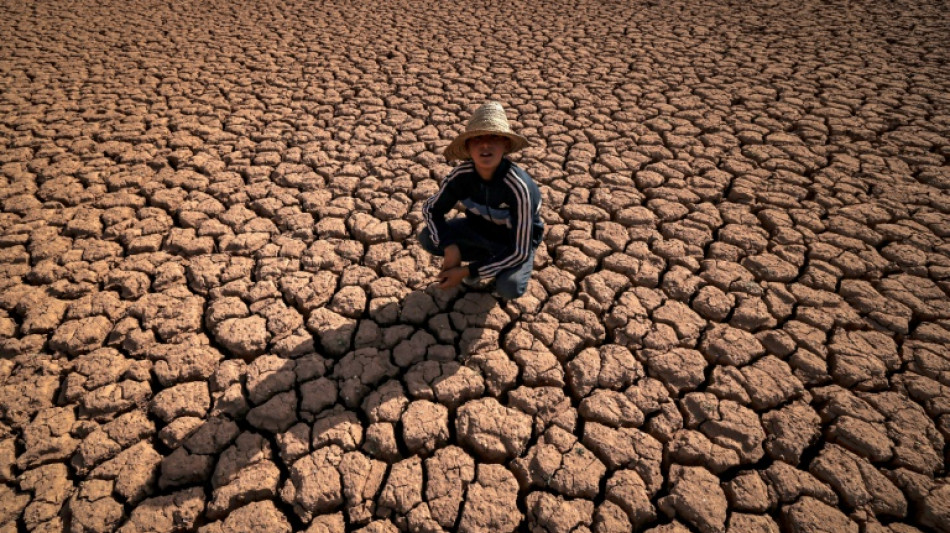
left=1, top=0, right=949, bottom=531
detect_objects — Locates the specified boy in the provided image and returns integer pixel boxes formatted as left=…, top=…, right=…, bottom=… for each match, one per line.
left=419, top=101, right=544, bottom=300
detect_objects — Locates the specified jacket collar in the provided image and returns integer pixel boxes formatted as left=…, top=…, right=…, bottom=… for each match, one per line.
left=481, top=157, right=511, bottom=183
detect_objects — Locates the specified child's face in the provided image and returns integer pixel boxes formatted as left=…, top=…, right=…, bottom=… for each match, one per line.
left=466, top=135, right=510, bottom=173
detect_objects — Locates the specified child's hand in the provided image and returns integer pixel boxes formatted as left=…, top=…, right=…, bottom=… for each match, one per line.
left=437, top=266, right=469, bottom=290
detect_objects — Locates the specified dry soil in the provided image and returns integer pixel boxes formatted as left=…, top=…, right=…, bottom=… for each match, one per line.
left=1, top=0, right=949, bottom=532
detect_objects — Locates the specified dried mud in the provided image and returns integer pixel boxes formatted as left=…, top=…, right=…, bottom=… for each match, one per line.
left=1, top=0, right=949, bottom=532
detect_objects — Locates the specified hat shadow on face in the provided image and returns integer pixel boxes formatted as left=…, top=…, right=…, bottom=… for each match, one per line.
left=464, top=135, right=513, bottom=157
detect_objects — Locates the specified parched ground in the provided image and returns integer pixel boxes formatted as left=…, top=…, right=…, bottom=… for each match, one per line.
left=1, top=0, right=949, bottom=531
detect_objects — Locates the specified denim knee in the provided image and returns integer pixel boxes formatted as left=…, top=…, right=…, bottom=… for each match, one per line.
left=417, top=228, right=442, bottom=256
left=494, top=274, right=528, bottom=300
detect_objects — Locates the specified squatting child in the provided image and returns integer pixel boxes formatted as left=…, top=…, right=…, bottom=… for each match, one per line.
left=419, top=101, right=544, bottom=300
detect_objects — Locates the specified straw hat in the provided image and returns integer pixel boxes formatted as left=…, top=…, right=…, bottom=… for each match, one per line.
left=443, top=101, right=529, bottom=162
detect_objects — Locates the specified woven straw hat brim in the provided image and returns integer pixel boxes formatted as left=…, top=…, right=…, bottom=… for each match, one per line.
left=443, top=101, right=529, bottom=161
left=443, top=129, right=529, bottom=162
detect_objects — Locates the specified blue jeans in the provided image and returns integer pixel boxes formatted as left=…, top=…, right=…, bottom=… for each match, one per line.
left=418, top=218, right=536, bottom=299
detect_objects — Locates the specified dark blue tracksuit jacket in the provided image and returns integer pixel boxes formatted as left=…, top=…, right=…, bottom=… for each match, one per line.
left=422, top=158, right=543, bottom=279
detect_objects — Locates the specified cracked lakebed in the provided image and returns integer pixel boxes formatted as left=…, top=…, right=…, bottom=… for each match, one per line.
left=1, top=0, right=950, bottom=532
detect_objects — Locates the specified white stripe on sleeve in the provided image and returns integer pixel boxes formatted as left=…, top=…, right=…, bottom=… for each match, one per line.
left=422, top=162, right=472, bottom=246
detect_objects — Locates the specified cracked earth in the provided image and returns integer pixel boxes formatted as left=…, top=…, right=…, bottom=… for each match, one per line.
left=1, top=0, right=949, bottom=532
